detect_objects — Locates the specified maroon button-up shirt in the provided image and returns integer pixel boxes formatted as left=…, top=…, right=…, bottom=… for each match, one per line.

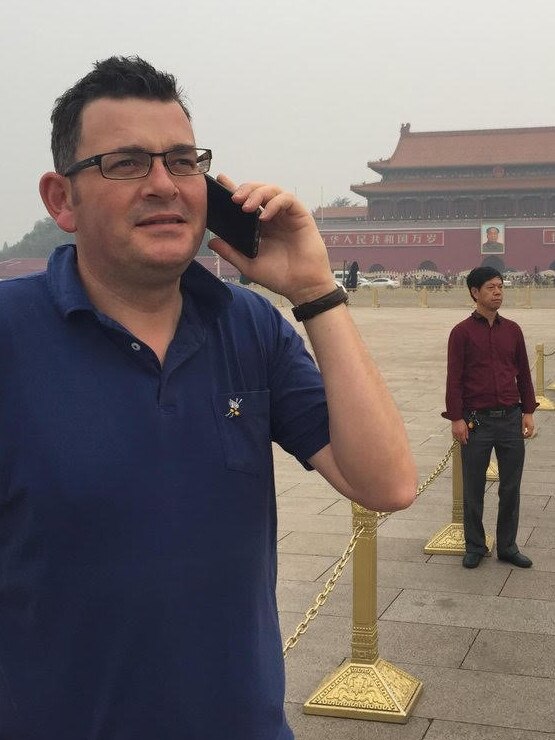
left=443, top=311, right=537, bottom=421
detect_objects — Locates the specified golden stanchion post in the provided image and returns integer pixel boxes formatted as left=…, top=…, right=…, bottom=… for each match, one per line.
left=419, top=286, right=428, bottom=308
left=535, top=343, right=555, bottom=410
left=304, top=503, right=422, bottom=723
left=424, top=441, right=494, bottom=554
left=371, top=287, right=380, bottom=308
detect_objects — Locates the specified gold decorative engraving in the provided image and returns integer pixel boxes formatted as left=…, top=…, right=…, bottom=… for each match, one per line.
left=424, top=523, right=494, bottom=555
left=304, top=660, right=422, bottom=723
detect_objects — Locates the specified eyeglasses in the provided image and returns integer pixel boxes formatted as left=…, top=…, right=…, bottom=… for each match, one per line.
left=63, top=147, right=212, bottom=180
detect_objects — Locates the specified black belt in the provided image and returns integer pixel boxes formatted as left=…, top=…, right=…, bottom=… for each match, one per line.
left=476, top=404, right=520, bottom=418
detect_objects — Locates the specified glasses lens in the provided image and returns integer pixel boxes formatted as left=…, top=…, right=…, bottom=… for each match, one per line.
left=167, top=148, right=211, bottom=176
left=101, top=152, right=151, bottom=179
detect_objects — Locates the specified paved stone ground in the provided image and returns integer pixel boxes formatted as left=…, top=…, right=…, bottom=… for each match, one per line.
left=266, top=292, right=555, bottom=739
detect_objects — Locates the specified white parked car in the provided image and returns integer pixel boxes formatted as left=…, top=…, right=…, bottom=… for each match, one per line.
left=366, top=277, right=400, bottom=289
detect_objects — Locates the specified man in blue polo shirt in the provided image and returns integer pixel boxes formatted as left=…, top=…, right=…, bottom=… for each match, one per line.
left=0, top=56, right=417, bottom=739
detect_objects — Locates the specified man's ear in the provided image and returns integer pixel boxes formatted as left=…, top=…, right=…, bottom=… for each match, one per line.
left=39, top=172, right=77, bottom=233
left=470, top=286, right=479, bottom=302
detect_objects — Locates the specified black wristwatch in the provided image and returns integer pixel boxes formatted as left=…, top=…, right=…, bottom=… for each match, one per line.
left=292, top=286, right=349, bottom=322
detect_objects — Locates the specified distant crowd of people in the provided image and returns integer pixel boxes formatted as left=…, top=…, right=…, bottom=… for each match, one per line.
left=366, top=269, right=555, bottom=289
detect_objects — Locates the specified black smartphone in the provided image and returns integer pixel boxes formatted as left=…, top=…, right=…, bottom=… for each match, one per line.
left=205, top=174, right=261, bottom=258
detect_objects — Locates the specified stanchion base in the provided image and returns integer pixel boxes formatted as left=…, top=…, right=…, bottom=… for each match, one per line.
left=486, top=461, right=499, bottom=481
left=424, top=523, right=494, bottom=555
left=303, top=658, right=422, bottom=724
left=536, top=395, right=555, bottom=411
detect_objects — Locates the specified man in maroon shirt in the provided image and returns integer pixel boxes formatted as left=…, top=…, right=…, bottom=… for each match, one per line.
left=443, top=266, right=537, bottom=569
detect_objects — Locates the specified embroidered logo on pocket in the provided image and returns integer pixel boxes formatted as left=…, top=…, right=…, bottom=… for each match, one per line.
left=225, top=397, right=242, bottom=418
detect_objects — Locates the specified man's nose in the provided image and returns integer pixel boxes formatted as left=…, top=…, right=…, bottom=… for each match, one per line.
left=143, top=156, right=178, bottom=197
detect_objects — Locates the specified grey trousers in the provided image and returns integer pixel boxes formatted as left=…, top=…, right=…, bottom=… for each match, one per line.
left=460, top=406, right=525, bottom=556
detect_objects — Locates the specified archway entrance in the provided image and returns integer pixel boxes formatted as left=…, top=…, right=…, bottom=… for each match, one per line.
left=419, top=260, right=438, bottom=271
left=481, top=255, right=505, bottom=272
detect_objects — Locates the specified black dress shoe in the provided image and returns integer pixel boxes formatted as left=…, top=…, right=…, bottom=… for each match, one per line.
left=498, top=551, right=533, bottom=568
left=462, top=552, right=482, bottom=568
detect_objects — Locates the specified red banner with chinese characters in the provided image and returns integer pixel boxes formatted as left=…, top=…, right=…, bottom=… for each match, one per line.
left=321, top=231, right=445, bottom=247
left=543, top=229, right=555, bottom=245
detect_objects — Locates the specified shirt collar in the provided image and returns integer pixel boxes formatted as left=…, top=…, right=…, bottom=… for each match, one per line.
left=471, top=309, right=501, bottom=324
left=46, top=244, right=233, bottom=320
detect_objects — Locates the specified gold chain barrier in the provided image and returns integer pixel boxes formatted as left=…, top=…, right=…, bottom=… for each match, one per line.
left=535, top=343, right=555, bottom=410
left=284, top=442, right=455, bottom=659
left=282, top=525, right=364, bottom=656
left=303, top=503, right=422, bottom=723
left=282, top=442, right=455, bottom=723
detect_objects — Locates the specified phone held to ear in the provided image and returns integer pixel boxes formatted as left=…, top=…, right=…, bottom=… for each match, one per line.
left=205, top=174, right=261, bottom=258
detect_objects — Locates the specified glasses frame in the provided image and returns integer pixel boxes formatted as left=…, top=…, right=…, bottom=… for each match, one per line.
left=63, top=147, right=212, bottom=180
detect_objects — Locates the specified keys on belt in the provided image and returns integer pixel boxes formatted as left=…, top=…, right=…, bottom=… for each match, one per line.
left=467, top=410, right=480, bottom=430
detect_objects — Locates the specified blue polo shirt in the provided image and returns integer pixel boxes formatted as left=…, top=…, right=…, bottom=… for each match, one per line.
left=0, top=245, right=329, bottom=739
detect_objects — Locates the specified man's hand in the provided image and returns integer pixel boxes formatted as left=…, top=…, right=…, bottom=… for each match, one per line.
left=522, top=413, right=534, bottom=438
left=207, top=176, right=335, bottom=305
left=452, top=419, right=469, bottom=444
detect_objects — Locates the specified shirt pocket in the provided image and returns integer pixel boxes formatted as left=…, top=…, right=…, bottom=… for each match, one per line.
left=213, top=390, right=271, bottom=476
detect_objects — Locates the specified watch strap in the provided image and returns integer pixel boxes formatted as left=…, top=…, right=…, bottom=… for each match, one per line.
left=292, top=286, right=349, bottom=322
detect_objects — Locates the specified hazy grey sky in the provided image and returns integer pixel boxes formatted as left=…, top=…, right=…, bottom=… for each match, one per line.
left=2, top=0, right=555, bottom=246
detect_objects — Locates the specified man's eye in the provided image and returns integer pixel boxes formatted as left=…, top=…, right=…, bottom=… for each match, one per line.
left=103, top=154, right=146, bottom=174
left=173, top=156, right=196, bottom=169
left=113, top=157, right=140, bottom=169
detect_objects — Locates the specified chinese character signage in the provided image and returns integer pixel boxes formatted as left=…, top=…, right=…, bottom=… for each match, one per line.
left=321, top=231, right=444, bottom=247
left=543, top=229, right=555, bottom=245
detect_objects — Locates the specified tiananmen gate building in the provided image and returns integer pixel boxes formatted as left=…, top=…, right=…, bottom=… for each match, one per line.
left=320, top=123, right=555, bottom=274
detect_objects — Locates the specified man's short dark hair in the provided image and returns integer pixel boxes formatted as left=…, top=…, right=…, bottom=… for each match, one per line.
left=486, top=227, right=499, bottom=234
left=466, top=266, right=503, bottom=301
left=50, top=56, right=190, bottom=174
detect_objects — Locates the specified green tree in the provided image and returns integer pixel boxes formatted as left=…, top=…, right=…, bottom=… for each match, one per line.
left=328, top=196, right=354, bottom=207
left=2, top=218, right=74, bottom=259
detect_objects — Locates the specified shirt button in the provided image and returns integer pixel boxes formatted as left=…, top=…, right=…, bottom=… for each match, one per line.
left=131, top=342, right=141, bottom=351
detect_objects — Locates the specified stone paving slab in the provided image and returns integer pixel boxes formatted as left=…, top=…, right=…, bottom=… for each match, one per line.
left=278, top=553, right=340, bottom=582
left=373, top=537, right=430, bottom=563
left=286, top=705, right=431, bottom=740
left=381, top=589, right=555, bottom=635
left=500, top=568, right=555, bottom=600
left=277, top=581, right=400, bottom=619
left=423, top=720, right=555, bottom=740
left=280, top=614, right=477, bottom=701
left=376, top=561, right=508, bottom=596
left=278, top=484, right=340, bottom=500
left=275, top=496, right=338, bottom=516
left=278, top=531, right=358, bottom=556
left=316, top=559, right=510, bottom=597
left=462, top=629, right=555, bottom=678
left=408, top=663, right=555, bottom=733
left=526, top=526, right=555, bottom=548
left=277, top=511, right=352, bottom=535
